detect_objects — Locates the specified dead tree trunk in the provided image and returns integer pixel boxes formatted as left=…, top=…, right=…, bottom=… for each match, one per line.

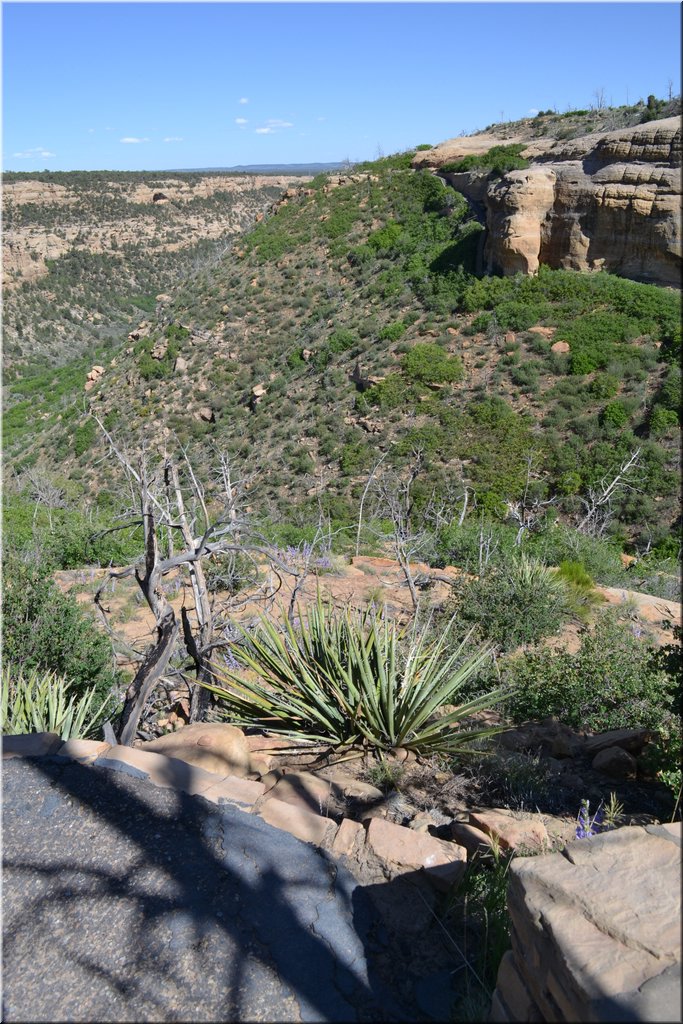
left=167, top=460, right=213, bottom=722
left=117, top=476, right=180, bottom=745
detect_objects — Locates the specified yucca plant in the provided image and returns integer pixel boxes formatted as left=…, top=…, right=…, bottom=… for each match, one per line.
left=1, top=663, right=114, bottom=740
left=200, top=598, right=507, bottom=755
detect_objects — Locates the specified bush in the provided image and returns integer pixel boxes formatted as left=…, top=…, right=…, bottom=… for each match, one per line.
left=202, top=596, right=504, bottom=754
left=327, top=328, right=357, bottom=353
left=441, top=143, right=529, bottom=177
left=590, top=373, right=620, bottom=399
left=505, top=613, right=680, bottom=736
left=2, top=556, right=119, bottom=710
left=73, top=418, right=97, bottom=456
left=446, top=555, right=572, bottom=651
left=649, top=406, right=679, bottom=437
left=204, top=551, right=259, bottom=595
left=402, top=343, right=464, bottom=384
left=600, top=401, right=628, bottom=428
left=379, top=321, right=407, bottom=342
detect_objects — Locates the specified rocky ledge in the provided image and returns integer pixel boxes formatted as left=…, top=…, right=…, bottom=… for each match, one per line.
left=418, top=117, right=681, bottom=288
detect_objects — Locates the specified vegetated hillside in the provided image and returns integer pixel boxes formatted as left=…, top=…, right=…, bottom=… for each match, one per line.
left=416, top=95, right=683, bottom=163
left=5, top=149, right=680, bottom=575
left=2, top=170, right=311, bottom=374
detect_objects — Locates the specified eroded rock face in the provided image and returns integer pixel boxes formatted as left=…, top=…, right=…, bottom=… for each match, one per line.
left=491, top=823, right=682, bottom=1022
left=491, top=119, right=681, bottom=286
left=432, top=118, right=681, bottom=288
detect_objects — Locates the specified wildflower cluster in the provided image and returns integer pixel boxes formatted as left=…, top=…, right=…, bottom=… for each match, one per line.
left=575, top=793, right=623, bottom=838
left=278, top=542, right=332, bottom=572
left=575, top=799, right=606, bottom=839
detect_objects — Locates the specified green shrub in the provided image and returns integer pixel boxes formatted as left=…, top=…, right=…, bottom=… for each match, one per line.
left=73, top=418, right=96, bottom=457
left=327, top=328, right=357, bottom=353
left=555, top=560, right=594, bottom=589
left=446, top=555, right=571, bottom=651
left=367, top=221, right=404, bottom=254
left=2, top=556, right=118, bottom=710
left=202, top=596, right=503, bottom=754
left=379, top=321, right=407, bottom=342
left=402, top=343, right=463, bottom=384
left=589, top=373, right=620, bottom=399
left=339, top=441, right=373, bottom=475
left=601, top=401, right=628, bottom=428
left=649, top=406, right=679, bottom=437
left=442, top=143, right=529, bottom=177
left=365, top=373, right=410, bottom=410
left=505, top=613, right=680, bottom=736
left=495, top=300, right=550, bottom=332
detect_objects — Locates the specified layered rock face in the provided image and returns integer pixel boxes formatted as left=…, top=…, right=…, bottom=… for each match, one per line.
left=490, top=822, right=682, bottom=1023
left=431, top=118, right=681, bottom=288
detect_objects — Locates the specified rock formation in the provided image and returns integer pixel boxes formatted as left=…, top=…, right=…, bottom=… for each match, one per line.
left=420, top=118, right=681, bottom=288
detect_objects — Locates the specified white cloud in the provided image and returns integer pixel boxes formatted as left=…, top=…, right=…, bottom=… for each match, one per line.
left=13, top=147, right=55, bottom=158
left=120, top=137, right=149, bottom=144
left=255, top=118, right=294, bottom=135
left=163, top=136, right=183, bottom=142
left=239, top=97, right=249, bottom=104
left=235, top=117, right=248, bottom=126
left=87, top=128, right=96, bottom=134
left=528, top=108, right=539, bottom=116
left=316, top=116, right=326, bottom=122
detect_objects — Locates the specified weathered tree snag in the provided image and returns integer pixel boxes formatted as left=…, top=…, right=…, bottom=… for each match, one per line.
left=118, top=607, right=179, bottom=745
left=117, top=473, right=180, bottom=745
left=168, top=460, right=214, bottom=721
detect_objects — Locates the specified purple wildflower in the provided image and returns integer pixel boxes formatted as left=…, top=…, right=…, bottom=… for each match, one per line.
left=575, top=799, right=606, bottom=839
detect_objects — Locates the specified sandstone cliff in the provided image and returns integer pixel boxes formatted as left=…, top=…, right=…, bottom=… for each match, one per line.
left=418, top=118, right=681, bottom=288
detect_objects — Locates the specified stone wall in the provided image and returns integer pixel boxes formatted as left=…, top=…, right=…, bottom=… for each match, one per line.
left=490, top=822, right=682, bottom=1023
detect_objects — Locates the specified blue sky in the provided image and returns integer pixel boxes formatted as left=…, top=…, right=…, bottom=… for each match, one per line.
left=3, top=2, right=680, bottom=171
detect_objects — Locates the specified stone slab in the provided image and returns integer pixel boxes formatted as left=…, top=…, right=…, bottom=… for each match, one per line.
left=2, top=732, right=63, bottom=758
left=469, top=808, right=549, bottom=852
left=55, top=739, right=112, bottom=763
left=255, top=796, right=338, bottom=847
left=365, top=817, right=466, bottom=890
left=508, top=825, right=681, bottom=1002
left=94, top=745, right=221, bottom=797
left=202, top=775, right=266, bottom=809
left=331, top=818, right=366, bottom=859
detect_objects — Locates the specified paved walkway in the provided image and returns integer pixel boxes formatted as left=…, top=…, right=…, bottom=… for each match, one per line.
left=3, top=756, right=416, bottom=1023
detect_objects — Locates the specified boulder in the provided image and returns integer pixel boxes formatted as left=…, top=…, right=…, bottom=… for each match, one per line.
left=259, top=769, right=346, bottom=818
left=365, top=817, right=467, bottom=890
left=468, top=808, right=549, bottom=852
left=137, top=722, right=252, bottom=778
left=584, top=727, right=655, bottom=756
left=591, top=745, right=638, bottom=780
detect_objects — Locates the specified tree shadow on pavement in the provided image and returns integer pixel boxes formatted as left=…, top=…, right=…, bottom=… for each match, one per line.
left=2, top=756, right=416, bottom=1023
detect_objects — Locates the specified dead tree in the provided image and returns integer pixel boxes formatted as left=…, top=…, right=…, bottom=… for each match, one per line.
left=576, top=448, right=642, bottom=537
left=505, top=455, right=556, bottom=546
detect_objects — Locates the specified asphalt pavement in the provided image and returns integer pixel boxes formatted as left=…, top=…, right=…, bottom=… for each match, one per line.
left=2, top=756, right=423, bottom=1023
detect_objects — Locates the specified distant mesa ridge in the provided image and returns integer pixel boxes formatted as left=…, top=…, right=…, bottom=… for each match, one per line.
left=169, top=162, right=349, bottom=175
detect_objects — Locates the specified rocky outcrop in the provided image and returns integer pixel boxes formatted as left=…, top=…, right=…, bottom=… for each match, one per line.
left=490, top=822, right=682, bottom=1023
left=428, top=118, right=681, bottom=288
